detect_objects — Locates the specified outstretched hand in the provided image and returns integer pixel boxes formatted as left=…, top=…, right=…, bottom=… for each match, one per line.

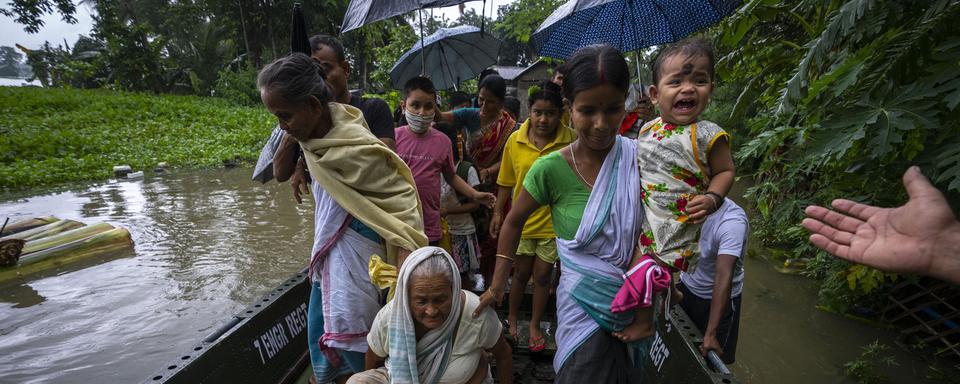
left=802, top=167, right=960, bottom=281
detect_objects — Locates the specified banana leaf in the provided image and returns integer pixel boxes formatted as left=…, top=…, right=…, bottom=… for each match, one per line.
left=0, top=216, right=60, bottom=237
left=0, top=220, right=84, bottom=242
left=0, top=228, right=133, bottom=283
left=21, top=223, right=115, bottom=255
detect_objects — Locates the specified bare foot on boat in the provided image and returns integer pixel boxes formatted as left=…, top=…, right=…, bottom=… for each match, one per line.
left=507, top=315, right=519, bottom=342
left=612, top=317, right=655, bottom=343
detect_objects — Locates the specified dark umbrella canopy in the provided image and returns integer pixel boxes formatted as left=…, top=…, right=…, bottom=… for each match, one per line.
left=253, top=3, right=312, bottom=184
left=341, top=0, right=472, bottom=34
left=531, top=0, right=740, bottom=59
left=291, top=3, right=312, bottom=55
left=390, top=25, right=501, bottom=90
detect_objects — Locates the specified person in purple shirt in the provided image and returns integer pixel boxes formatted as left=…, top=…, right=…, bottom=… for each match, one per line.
left=678, top=198, right=748, bottom=364
left=395, top=76, right=496, bottom=245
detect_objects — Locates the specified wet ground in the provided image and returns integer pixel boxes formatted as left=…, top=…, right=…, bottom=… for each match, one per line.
left=0, top=167, right=952, bottom=383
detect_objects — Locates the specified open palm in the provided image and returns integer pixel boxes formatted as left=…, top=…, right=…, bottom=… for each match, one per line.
left=802, top=167, right=956, bottom=276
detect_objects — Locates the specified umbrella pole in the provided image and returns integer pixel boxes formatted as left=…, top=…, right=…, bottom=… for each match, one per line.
left=419, top=9, right=426, bottom=76
left=635, top=50, right=643, bottom=89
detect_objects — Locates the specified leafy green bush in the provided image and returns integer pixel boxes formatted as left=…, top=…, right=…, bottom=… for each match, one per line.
left=0, top=87, right=273, bottom=189
left=213, top=63, right=260, bottom=106
left=711, top=0, right=960, bottom=312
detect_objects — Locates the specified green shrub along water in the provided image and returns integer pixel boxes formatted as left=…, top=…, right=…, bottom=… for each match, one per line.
left=709, top=0, right=960, bottom=313
left=0, top=87, right=274, bottom=189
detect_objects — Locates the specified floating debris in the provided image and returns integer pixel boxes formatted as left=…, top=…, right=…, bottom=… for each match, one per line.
left=0, top=217, right=135, bottom=283
left=113, top=165, right=132, bottom=177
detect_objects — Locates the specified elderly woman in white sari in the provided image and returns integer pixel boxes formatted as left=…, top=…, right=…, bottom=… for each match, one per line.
left=349, top=247, right=513, bottom=384
left=476, top=45, right=649, bottom=383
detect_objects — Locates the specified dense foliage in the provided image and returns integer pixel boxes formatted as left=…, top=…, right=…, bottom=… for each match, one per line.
left=710, top=0, right=960, bottom=312
left=0, top=87, right=273, bottom=189
left=5, top=0, right=562, bottom=96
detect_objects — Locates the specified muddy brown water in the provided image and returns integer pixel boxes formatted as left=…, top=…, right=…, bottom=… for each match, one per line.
left=0, top=168, right=947, bottom=383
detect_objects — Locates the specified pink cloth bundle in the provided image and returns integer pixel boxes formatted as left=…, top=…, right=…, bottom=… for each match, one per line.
left=611, top=254, right=672, bottom=313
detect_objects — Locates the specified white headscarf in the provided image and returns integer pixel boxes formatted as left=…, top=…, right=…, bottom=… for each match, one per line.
left=387, top=247, right=463, bottom=384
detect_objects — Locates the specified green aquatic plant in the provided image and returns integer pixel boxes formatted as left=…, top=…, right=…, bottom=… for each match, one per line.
left=0, top=87, right=273, bottom=189
left=844, top=340, right=898, bottom=384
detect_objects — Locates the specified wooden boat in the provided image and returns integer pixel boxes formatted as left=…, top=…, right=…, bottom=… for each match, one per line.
left=145, top=270, right=740, bottom=384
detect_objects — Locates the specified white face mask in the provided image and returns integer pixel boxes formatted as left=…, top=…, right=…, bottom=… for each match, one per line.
left=404, top=109, right=435, bottom=134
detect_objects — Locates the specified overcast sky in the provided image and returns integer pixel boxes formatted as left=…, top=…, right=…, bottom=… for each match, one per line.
left=1, top=4, right=95, bottom=53
left=0, top=0, right=515, bottom=59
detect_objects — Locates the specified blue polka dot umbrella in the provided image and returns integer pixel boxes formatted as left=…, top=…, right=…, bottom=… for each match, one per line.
left=531, top=0, right=741, bottom=60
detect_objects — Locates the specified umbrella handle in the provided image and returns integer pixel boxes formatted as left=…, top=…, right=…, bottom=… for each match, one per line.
left=480, top=0, right=486, bottom=36
left=419, top=9, right=425, bottom=76
left=635, top=50, right=643, bottom=89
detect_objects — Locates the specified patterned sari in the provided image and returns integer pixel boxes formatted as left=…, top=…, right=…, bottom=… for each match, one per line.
left=468, top=110, right=516, bottom=171
left=635, top=117, right=728, bottom=273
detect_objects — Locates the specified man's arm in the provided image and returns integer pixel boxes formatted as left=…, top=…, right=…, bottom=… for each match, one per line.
left=273, top=132, right=300, bottom=182
left=803, top=167, right=960, bottom=284
left=365, top=98, right=397, bottom=151
left=378, top=137, right=396, bottom=151
left=700, top=254, right=736, bottom=358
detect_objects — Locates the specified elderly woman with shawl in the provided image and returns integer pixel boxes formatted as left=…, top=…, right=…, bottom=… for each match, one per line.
left=348, top=247, right=513, bottom=384
left=262, top=53, right=428, bottom=383
left=476, top=45, right=664, bottom=383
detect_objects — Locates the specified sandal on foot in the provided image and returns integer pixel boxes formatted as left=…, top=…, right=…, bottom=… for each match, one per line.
left=528, top=335, right=546, bottom=352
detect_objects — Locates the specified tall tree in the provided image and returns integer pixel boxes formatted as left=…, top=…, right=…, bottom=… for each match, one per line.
left=494, top=0, right=562, bottom=65
left=1, top=0, right=77, bottom=33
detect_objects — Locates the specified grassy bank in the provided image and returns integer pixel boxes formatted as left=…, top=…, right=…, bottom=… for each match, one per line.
left=0, top=87, right=273, bottom=189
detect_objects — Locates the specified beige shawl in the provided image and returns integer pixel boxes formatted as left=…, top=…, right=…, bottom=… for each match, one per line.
left=300, top=102, right=427, bottom=264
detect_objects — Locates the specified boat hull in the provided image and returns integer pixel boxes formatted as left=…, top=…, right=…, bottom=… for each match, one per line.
left=147, top=271, right=739, bottom=384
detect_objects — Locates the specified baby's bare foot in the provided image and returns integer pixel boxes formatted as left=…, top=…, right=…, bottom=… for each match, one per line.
left=612, top=319, right=654, bottom=343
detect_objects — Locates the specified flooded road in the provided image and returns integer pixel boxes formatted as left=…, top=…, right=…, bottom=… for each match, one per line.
left=0, top=168, right=947, bottom=383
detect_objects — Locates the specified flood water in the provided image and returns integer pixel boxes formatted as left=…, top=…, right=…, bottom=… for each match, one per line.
left=0, top=168, right=312, bottom=383
left=0, top=168, right=948, bottom=383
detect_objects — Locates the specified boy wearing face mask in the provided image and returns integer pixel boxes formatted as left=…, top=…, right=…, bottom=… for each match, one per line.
left=396, top=77, right=497, bottom=246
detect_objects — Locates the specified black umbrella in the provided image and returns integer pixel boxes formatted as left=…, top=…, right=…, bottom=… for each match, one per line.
left=291, top=3, right=311, bottom=55
left=252, top=3, right=311, bottom=184
left=340, top=0, right=473, bottom=34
